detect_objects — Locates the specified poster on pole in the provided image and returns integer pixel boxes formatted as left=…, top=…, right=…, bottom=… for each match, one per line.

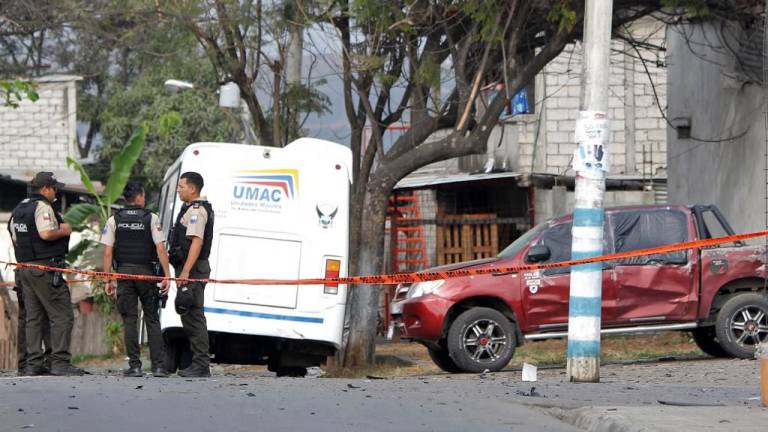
left=573, top=110, right=610, bottom=179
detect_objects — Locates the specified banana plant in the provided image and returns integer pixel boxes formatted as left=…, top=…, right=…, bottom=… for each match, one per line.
left=64, top=124, right=147, bottom=226
left=63, top=124, right=147, bottom=263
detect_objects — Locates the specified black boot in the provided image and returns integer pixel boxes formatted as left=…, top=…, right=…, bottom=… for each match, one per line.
left=177, top=366, right=210, bottom=378
left=122, top=367, right=143, bottom=377
left=50, top=364, right=86, bottom=376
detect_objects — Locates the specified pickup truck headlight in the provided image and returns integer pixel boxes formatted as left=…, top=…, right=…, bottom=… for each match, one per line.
left=407, top=280, right=445, bottom=299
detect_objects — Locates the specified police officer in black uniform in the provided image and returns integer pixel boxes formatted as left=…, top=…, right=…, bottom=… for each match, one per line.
left=9, top=172, right=85, bottom=376
left=101, top=181, right=171, bottom=377
left=169, top=172, right=214, bottom=377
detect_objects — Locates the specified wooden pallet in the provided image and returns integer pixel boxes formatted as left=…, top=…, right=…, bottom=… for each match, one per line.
left=436, top=213, right=499, bottom=265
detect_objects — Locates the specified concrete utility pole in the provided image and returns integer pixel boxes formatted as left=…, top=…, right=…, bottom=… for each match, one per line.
left=566, top=0, right=613, bottom=383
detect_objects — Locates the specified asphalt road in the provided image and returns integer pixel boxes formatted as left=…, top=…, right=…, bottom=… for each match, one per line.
left=1, top=358, right=766, bottom=432
left=0, top=372, right=579, bottom=432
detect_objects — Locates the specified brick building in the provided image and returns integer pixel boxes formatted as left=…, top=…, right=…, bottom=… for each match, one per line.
left=0, top=75, right=90, bottom=210
left=0, top=75, right=80, bottom=170
left=0, top=74, right=96, bottom=283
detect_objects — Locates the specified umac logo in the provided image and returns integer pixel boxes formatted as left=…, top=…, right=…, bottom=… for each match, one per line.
left=232, top=169, right=299, bottom=203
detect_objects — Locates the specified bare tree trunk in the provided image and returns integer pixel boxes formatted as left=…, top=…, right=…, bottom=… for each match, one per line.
left=78, top=120, right=100, bottom=159
left=343, top=183, right=388, bottom=366
left=286, top=22, right=303, bottom=141
left=272, top=60, right=282, bottom=147
left=241, top=85, right=274, bottom=147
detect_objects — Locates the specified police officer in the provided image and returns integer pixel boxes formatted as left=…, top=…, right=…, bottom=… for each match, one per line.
left=9, top=172, right=85, bottom=376
left=11, top=268, right=51, bottom=375
left=169, top=171, right=214, bottom=377
left=101, top=181, right=171, bottom=378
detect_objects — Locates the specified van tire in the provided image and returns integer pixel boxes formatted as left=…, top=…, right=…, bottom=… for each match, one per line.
left=447, top=307, right=516, bottom=373
left=427, top=345, right=462, bottom=373
left=715, top=293, right=768, bottom=358
left=275, top=367, right=308, bottom=377
left=691, top=327, right=729, bottom=358
left=164, top=336, right=193, bottom=373
left=268, top=361, right=308, bottom=377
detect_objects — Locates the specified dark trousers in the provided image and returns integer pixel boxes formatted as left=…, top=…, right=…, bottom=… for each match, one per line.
left=14, top=283, right=51, bottom=371
left=116, top=264, right=165, bottom=370
left=17, top=264, right=74, bottom=369
left=175, top=260, right=210, bottom=369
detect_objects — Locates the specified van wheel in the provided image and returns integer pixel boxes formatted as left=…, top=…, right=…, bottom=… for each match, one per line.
left=275, top=367, right=307, bottom=377
left=446, top=307, right=516, bottom=373
left=715, top=293, right=768, bottom=358
left=691, top=327, right=729, bottom=358
left=268, top=361, right=308, bottom=377
left=164, top=336, right=193, bottom=373
left=427, top=345, right=462, bottom=373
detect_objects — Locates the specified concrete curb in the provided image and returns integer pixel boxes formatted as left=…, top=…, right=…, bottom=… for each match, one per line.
left=548, top=406, right=768, bottom=432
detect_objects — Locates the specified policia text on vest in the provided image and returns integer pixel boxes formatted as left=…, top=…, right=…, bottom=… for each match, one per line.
left=8, top=171, right=86, bottom=376
left=101, top=181, right=172, bottom=378
left=167, top=171, right=214, bottom=378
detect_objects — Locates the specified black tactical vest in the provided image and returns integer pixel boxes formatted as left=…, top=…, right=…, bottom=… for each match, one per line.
left=171, top=200, right=214, bottom=266
left=113, top=206, right=159, bottom=265
left=9, top=195, right=69, bottom=262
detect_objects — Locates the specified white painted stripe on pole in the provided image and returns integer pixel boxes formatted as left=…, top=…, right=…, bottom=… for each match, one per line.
left=569, top=271, right=603, bottom=297
left=567, top=316, right=601, bottom=341
left=571, top=238, right=603, bottom=253
left=574, top=186, right=605, bottom=205
left=572, top=226, right=603, bottom=238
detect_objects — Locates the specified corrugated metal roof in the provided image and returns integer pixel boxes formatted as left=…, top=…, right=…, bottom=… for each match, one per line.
left=0, top=168, right=103, bottom=194
left=395, top=171, right=522, bottom=189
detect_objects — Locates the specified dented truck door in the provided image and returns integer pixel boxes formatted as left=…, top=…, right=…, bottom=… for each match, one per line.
left=611, top=208, right=697, bottom=323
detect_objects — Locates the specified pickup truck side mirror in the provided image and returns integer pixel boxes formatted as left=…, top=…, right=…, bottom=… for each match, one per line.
left=526, top=244, right=551, bottom=263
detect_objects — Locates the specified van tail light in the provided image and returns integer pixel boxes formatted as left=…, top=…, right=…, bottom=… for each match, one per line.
left=324, top=259, right=341, bottom=294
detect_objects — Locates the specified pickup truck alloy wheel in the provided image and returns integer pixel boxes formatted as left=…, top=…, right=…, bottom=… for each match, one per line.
left=447, top=307, right=516, bottom=373
left=715, top=293, right=768, bottom=358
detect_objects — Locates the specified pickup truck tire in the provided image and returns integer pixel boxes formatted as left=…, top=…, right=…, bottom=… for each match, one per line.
left=427, top=345, right=462, bottom=373
left=691, top=327, right=729, bottom=358
left=447, top=307, right=516, bottom=373
left=715, top=293, right=768, bottom=358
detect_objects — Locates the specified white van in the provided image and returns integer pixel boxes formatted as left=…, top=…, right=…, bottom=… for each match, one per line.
left=158, top=138, right=351, bottom=376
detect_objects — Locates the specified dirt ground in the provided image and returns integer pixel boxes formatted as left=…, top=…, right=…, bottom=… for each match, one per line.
left=55, top=331, right=705, bottom=378
left=329, top=331, right=704, bottom=377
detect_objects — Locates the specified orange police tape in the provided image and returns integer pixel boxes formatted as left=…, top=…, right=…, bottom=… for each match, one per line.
left=2, top=230, right=768, bottom=287
left=0, top=279, right=95, bottom=288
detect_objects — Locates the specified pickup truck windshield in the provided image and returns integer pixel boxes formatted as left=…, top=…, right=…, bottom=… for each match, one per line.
left=498, top=222, right=547, bottom=258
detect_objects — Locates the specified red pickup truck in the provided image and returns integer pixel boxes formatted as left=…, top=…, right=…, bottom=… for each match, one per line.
left=391, top=205, right=768, bottom=373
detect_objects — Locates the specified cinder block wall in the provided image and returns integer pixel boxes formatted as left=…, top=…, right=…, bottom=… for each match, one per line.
left=515, top=17, right=668, bottom=177
left=0, top=75, right=79, bottom=170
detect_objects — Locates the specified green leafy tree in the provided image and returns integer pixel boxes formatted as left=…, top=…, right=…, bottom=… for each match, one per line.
left=0, top=78, right=38, bottom=107
left=95, top=61, right=242, bottom=189
left=153, top=0, right=332, bottom=147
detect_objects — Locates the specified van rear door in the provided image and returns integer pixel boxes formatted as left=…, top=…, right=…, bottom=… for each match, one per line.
left=213, top=233, right=301, bottom=309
